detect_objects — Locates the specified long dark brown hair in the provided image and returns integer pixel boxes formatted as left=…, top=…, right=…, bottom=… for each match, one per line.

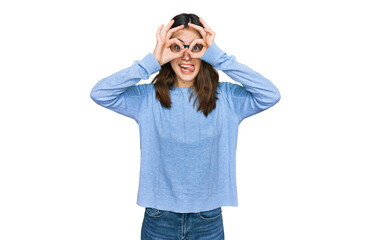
left=151, top=13, right=219, bottom=117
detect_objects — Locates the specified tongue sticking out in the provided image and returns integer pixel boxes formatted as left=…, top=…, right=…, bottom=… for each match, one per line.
left=180, top=65, right=195, bottom=72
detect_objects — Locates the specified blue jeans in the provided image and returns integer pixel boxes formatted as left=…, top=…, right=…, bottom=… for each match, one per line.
left=141, top=207, right=225, bottom=240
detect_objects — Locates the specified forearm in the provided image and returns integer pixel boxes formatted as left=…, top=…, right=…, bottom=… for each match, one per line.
left=90, top=52, right=161, bottom=106
left=201, top=43, right=281, bottom=106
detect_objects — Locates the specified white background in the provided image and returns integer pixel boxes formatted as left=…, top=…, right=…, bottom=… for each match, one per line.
left=1, top=0, right=370, bottom=239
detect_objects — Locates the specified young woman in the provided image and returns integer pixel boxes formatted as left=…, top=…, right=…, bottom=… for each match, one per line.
left=90, top=13, right=280, bottom=240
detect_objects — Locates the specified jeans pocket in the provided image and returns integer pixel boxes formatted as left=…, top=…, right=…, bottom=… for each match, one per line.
left=145, top=207, right=167, bottom=218
left=197, top=207, right=222, bottom=221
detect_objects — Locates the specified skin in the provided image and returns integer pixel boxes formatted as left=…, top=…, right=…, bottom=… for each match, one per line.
left=170, top=28, right=202, bottom=88
left=152, top=17, right=216, bottom=88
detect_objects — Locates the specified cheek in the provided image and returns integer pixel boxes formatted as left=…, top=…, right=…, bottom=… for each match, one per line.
left=195, top=62, right=202, bottom=73
left=170, top=62, right=178, bottom=71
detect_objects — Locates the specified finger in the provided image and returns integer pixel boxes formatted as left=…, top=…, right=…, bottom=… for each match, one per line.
left=175, top=48, right=187, bottom=58
left=168, top=46, right=186, bottom=60
left=189, top=38, right=205, bottom=51
left=161, top=19, right=175, bottom=37
left=187, top=50, right=202, bottom=59
left=168, top=38, right=185, bottom=50
left=165, top=24, right=185, bottom=40
left=165, top=19, right=175, bottom=30
left=199, top=17, right=211, bottom=29
left=187, top=23, right=207, bottom=39
left=168, top=38, right=184, bottom=47
left=204, top=28, right=215, bottom=36
left=156, top=24, right=164, bottom=39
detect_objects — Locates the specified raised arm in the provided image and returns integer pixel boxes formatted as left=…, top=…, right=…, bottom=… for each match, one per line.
left=201, top=42, right=281, bottom=122
left=90, top=52, right=161, bottom=122
left=90, top=19, right=191, bottom=122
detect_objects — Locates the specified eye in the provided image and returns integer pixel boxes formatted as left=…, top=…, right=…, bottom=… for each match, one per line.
left=192, top=44, right=203, bottom=52
left=170, top=44, right=182, bottom=52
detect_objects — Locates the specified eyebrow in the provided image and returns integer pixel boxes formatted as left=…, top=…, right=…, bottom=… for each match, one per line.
left=176, top=38, right=196, bottom=45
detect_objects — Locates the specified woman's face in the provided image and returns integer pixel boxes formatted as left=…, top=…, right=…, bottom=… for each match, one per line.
left=170, top=27, right=202, bottom=87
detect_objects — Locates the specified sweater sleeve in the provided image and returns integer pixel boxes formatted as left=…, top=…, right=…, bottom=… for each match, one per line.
left=201, top=42, right=281, bottom=123
left=90, top=52, right=161, bottom=122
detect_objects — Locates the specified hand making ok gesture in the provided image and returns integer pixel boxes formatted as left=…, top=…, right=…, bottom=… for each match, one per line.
left=186, top=17, right=216, bottom=59
left=152, top=19, right=187, bottom=66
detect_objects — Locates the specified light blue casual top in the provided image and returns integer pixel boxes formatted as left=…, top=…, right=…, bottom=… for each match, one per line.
left=90, top=42, right=281, bottom=213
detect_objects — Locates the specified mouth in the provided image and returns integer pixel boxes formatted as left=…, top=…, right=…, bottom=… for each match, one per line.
left=178, top=64, right=195, bottom=74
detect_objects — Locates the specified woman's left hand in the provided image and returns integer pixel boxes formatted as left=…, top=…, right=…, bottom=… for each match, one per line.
left=187, top=17, right=216, bottom=59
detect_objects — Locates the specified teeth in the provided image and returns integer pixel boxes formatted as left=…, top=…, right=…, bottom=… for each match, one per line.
left=179, top=64, right=194, bottom=72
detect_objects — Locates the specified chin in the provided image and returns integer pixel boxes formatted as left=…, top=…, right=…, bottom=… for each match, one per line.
left=176, top=71, right=199, bottom=82
left=179, top=75, right=196, bottom=81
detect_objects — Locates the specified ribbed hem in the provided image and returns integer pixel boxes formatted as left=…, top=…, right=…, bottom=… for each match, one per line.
left=136, top=191, right=238, bottom=213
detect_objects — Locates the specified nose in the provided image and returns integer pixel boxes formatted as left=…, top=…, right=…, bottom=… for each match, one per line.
left=181, top=45, right=191, bottom=59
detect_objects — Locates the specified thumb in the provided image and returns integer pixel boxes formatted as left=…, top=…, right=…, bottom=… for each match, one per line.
left=174, top=48, right=187, bottom=58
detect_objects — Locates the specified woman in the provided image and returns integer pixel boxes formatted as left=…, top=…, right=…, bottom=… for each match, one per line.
left=90, top=13, right=280, bottom=240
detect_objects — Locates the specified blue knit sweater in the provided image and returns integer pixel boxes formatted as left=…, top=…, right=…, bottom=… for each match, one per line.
left=90, top=42, right=280, bottom=213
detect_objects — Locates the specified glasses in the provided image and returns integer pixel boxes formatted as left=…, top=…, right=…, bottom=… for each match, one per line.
left=170, top=43, right=203, bottom=53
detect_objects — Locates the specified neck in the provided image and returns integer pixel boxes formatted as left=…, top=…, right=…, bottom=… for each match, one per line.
left=175, top=79, right=194, bottom=88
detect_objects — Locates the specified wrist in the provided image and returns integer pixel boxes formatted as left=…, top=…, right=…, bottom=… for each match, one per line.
left=152, top=54, right=162, bottom=66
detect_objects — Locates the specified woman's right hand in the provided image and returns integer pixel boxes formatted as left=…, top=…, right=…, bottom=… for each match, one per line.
left=153, top=19, right=186, bottom=66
